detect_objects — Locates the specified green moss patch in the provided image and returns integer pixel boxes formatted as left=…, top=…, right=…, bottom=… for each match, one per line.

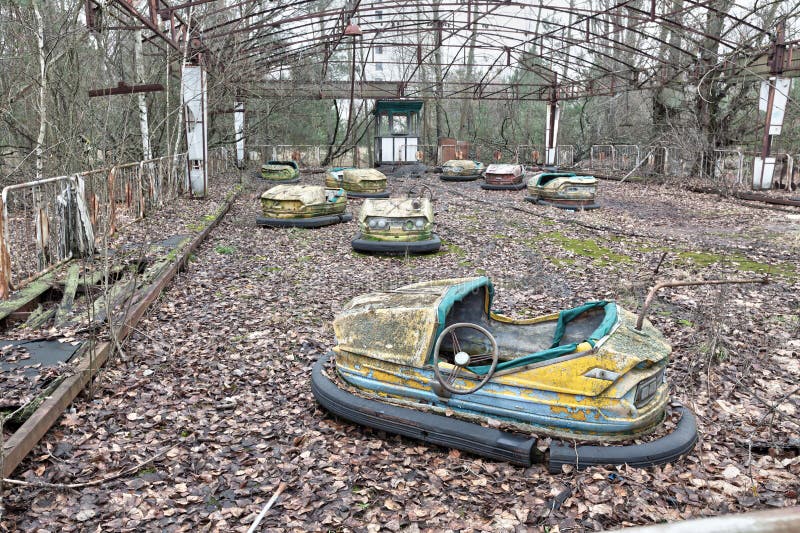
left=677, top=251, right=794, bottom=277
left=542, top=231, right=632, bottom=266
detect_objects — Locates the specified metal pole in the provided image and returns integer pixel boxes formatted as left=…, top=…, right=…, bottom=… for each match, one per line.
left=349, top=36, right=357, bottom=166
left=758, top=21, right=786, bottom=190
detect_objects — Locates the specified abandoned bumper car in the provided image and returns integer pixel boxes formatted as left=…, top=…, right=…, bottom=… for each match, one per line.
left=260, top=160, right=301, bottom=182
left=440, top=160, right=485, bottom=181
left=526, top=172, right=599, bottom=210
left=256, top=184, right=352, bottom=228
left=324, top=167, right=390, bottom=198
left=351, top=192, right=441, bottom=254
left=312, top=277, right=697, bottom=472
left=481, top=163, right=526, bottom=190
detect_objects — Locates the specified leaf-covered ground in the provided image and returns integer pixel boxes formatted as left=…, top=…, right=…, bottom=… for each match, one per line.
left=0, top=176, right=239, bottom=415
left=2, top=172, right=798, bottom=532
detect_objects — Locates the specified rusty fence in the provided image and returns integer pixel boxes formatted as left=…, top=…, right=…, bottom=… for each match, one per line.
left=238, top=142, right=799, bottom=189
left=247, top=144, right=370, bottom=169
left=578, top=145, right=799, bottom=189
left=0, top=152, right=197, bottom=298
left=396, top=143, right=438, bottom=166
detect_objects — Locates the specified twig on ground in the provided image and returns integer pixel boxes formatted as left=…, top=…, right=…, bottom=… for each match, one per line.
left=247, top=481, right=288, bottom=533
left=1, top=444, right=174, bottom=490
left=636, top=277, right=770, bottom=330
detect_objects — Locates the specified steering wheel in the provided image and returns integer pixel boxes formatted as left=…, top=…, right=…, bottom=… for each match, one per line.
left=432, top=323, right=499, bottom=395
left=406, top=185, right=434, bottom=202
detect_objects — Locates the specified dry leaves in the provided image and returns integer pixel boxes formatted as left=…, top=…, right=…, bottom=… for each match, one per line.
left=2, top=172, right=798, bottom=531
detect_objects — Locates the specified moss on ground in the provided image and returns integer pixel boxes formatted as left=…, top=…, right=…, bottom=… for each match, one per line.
left=677, top=251, right=794, bottom=277
left=541, top=231, right=633, bottom=266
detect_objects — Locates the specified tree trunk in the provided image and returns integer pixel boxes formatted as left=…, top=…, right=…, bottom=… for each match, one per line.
left=32, top=0, right=46, bottom=180
left=694, top=1, right=733, bottom=179
left=134, top=28, right=152, bottom=161
left=652, top=0, right=683, bottom=175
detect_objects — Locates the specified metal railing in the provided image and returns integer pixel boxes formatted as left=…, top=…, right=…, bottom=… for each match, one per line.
left=0, top=152, right=195, bottom=298
left=590, top=145, right=615, bottom=171
left=395, top=143, right=438, bottom=165
left=556, top=145, right=575, bottom=167
left=247, top=144, right=372, bottom=169
left=514, top=145, right=544, bottom=166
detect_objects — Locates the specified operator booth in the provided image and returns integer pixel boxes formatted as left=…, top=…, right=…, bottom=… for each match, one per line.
left=373, top=99, right=423, bottom=165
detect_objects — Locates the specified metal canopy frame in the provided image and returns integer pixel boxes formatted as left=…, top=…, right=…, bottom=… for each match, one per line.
left=90, top=0, right=799, bottom=101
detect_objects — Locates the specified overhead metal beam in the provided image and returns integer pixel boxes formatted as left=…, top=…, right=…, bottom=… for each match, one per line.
left=88, top=82, right=165, bottom=97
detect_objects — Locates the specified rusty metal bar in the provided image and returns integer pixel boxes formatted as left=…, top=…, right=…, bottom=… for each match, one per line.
left=637, top=277, right=769, bottom=330
left=0, top=198, right=10, bottom=299
left=88, top=82, right=164, bottom=97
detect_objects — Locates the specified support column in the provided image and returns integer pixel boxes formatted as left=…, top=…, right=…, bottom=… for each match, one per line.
left=545, top=89, right=560, bottom=166
left=755, top=21, right=787, bottom=190
left=182, top=63, right=208, bottom=197
left=234, top=101, right=245, bottom=168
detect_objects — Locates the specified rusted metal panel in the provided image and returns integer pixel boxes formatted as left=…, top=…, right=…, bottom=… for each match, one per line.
left=88, top=81, right=164, bottom=97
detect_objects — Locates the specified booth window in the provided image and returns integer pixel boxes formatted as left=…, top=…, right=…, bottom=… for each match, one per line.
left=378, top=113, right=390, bottom=136
left=392, top=114, right=408, bottom=135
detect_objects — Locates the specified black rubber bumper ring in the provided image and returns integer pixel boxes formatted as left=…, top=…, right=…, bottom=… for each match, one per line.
left=256, top=212, right=352, bottom=228
left=259, top=177, right=301, bottom=184
left=311, top=353, right=538, bottom=466
left=440, top=174, right=482, bottom=182
left=524, top=196, right=601, bottom=210
left=481, top=183, right=526, bottom=191
left=347, top=191, right=391, bottom=199
left=351, top=233, right=441, bottom=254
left=548, top=407, right=698, bottom=473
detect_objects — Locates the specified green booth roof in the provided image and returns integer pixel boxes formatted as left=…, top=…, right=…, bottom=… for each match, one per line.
left=373, top=100, right=424, bottom=114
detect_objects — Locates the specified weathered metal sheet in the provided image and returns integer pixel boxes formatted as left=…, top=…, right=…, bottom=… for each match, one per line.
left=260, top=185, right=346, bottom=219
left=356, top=197, right=434, bottom=242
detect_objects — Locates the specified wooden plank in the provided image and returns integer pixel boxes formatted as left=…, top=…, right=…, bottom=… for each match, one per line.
left=1, top=189, right=239, bottom=478
left=688, top=186, right=800, bottom=208
left=23, top=305, right=56, bottom=329
left=54, top=263, right=81, bottom=326
left=735, top=191, right=800, bottom=207
left=0, top=278, right=56, bottom=323
left=1, top=340, right=111, bottom=477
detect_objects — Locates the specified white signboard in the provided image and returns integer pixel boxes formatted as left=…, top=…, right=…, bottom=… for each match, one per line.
left=234, top=102, right=245, bottom=165
left=759, top=77, right=791, bottom=135
left=545, top=104, right=560, bottom=166
left=182, top=65, right=207, bottom=196
left=753, top=156, right=775, bottom=190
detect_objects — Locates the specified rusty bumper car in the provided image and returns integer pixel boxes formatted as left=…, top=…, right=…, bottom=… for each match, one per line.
left=256, top=184, right=352, bottom=228
left=325, top=167, right=390, bottom=198
left=260, top=160, right=301, bottom=183
left=525, top=172, right=599, bottom=210
left=440, top=160, right=485, bottom=182
left=481, top=164, right=526, bottom=190
left=351, top=191, right=440, bottom=254
left=312, top=276, right=697, bottom=472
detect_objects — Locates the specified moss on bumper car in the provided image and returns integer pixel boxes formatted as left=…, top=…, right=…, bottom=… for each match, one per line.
left=525, top=172, right=599, bottom=210
left=351, top=196, right=440, bottom=254
left=440, top=160, right=485, bottom=181
left=325, top=167, right=389, bottom=198
left=256, top=184, right=352, bottom=228
left=260, top=160, right=300, bottom=182
left=312, top=276, right=697, bottom=470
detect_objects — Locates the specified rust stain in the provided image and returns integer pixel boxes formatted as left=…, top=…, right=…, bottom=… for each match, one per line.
left=0, top=198, right=11, bottom=299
